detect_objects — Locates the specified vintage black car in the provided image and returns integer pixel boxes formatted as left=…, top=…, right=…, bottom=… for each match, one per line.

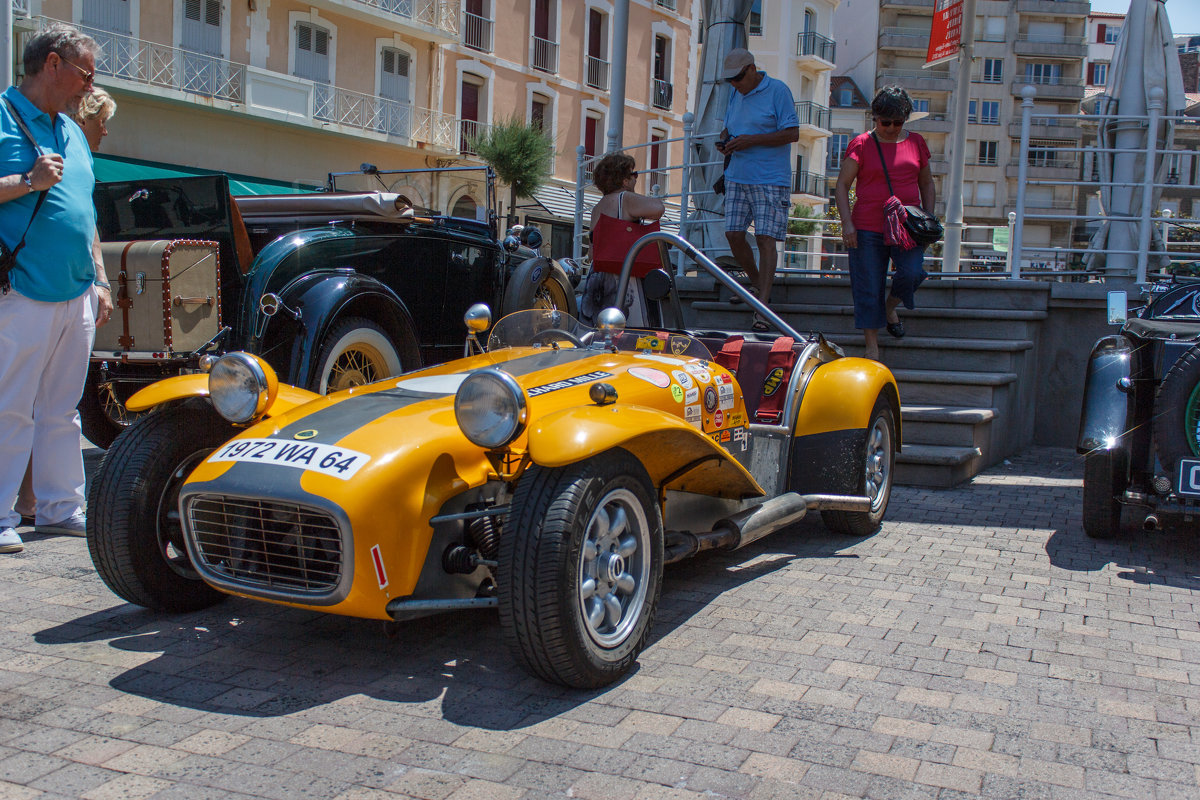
left=83, top=166, right=577, bottom=448
left=1078, top=273, right=1200, bottom=536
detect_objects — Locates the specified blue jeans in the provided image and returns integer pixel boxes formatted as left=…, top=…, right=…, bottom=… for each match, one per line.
left=847, top=230, right=927, bottom=330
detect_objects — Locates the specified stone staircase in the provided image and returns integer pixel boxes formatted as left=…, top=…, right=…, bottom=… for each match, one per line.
left=678, top=274, right=1050, bottom=487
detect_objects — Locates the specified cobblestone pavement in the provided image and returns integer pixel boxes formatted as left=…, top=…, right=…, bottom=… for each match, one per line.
left=2, top=446, right=1199, bottom=799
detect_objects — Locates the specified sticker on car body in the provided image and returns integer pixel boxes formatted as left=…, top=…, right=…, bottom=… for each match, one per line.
left=527, top=371, right=613, bottom=396
left=208, top=438, right=371, bottom=479
left=628, top=367, right=670, bottom=387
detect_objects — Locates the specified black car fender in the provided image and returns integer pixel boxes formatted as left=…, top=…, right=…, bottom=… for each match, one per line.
left=1077, top=334, right=1133, bottom=455
left=265, top=272, right=422, bottom=389
left=502, top=256, right=579, bottom=318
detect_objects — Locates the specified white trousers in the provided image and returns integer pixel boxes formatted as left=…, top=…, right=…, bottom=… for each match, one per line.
left=0, top=287, right=96, bottom=528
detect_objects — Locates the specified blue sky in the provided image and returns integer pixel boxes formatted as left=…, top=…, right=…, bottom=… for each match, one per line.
left=1089, top=0, right=1200, bottom=35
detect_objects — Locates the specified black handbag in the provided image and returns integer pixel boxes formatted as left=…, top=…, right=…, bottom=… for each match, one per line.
left=0, top=99, right=49, bottom=294
left=871, top=132, right=943, bottom=247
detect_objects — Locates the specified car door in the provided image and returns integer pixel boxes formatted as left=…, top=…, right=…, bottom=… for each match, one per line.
left=440, top=233, right=498, bottom=347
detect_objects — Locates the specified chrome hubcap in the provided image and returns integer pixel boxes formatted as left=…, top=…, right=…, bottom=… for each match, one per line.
left=865, top=416, right=891, bottom=513
left=577, top=488, right=650, bottom=648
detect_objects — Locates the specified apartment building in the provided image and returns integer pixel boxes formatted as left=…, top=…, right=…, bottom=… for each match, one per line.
left=13, top=0, right=694, bottom=238
left=744, top=0, right=839, bottom=212
left=836, top=0, right=1089, bottom=268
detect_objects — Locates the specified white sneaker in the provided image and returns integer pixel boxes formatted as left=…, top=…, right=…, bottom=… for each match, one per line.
left=0, top=527, right=23, bottom=553
left=36, top=511, right=86, bottom=537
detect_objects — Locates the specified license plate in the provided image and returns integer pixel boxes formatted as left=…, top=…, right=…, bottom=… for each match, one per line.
left=1178, top=458, right=1200, bottom=498
left=208, top=438, right=370, bottom=480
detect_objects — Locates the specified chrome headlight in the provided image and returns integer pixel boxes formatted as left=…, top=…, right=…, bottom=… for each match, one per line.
left=209, top=353, right=276, bottom=423
left=454, top=369, right=527, bottom=449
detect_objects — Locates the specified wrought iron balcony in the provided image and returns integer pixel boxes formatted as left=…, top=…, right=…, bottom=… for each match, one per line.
left=313, top=83, right=459, bottom=148
left=532, top=36, right=559, bottom=74
left=792, top=170, right=825, bottom=197
left=586, top=56, right=609, bottom=91
left=459, top=118, right=493, bottom=156
left=654, top=0, right=676, bottom=10
left=652, top=79, right=673, bottom=110
left=344, top=0, right=458, bottom=37
left=462, top=11, right=493, bottom=52
left=796, top=31, right=835, bottom=64
left=11, top=0, right=30, bottom=17
left=794, top=101, right=831, bottom=131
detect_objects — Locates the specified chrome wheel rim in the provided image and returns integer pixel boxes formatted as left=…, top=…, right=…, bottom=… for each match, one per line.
left=327, top=343, right=388, bottom=391
left=533, top=280, right=567, bottom=311
left=865, top=415, right=892, bottom=514
left=577, top=487, right=651, bottom=649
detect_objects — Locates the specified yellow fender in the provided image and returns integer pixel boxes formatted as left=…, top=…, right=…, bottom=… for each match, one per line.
left=527, top=404, right=764, bottom=499
left=126, top=374, right=320, bottom=419
left=793, top=357, right=901, bottom=442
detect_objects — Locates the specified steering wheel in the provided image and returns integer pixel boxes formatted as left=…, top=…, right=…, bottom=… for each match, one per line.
left=531, top=328, right=585, bottom=348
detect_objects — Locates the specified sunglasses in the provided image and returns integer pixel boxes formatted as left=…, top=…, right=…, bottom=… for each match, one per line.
left=59, top=56, right=95, bottom=85
left=726, top=65, right=752, bottom=84
left=876, top=118, right=905, bottom=128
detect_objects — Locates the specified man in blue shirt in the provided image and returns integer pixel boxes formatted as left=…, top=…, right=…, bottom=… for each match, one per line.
left=716, top=49, right=799, bottom=332
left=0, top=24, right=111, bottom=554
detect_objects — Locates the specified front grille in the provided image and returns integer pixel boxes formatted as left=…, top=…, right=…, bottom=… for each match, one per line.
left=185, top=495, right=344, bottom=596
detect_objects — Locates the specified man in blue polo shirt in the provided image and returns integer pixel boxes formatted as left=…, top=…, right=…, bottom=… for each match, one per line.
left=0, top=23, right=112, bottom=554
left=716, top=48, right=799, bottom=332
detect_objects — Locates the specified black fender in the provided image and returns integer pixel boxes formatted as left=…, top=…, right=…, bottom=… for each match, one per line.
left=502, top=256, right=579, bottom=318
left=1077, top=335, right=1133, bottom=454
left=263, top=272, right=422, bottom=389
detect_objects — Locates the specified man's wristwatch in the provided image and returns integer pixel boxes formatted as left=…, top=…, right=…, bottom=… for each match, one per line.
left=20, top=172, right=32, bottom=192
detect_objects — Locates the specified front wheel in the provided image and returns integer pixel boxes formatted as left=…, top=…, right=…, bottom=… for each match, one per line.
left=1082, top=449, right=1126, bottom=539
left=87, top=401, right=233, bottom=611
left=822, top=397, right=896, bottom=537
left=311, top=317, right=403, bottom=394
left=499, top=450, right=663, bottom=688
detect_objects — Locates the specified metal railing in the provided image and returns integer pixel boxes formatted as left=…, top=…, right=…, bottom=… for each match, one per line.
left=652, top=79, right=673, bottom=110
left=655, top=0, right=676, bottom=10
left=794, top=101, right=831, bottom=130
left=532, top=36, right=558, bottom=74
left=462, top=11, right=493, bottom=52
left=586, top=56, right=609, bottom=91
left=459, top=119, right=492, bottom=155
left=792, top=170, right=824, bottom=197
left=313, top=83, right=458, bottom=148
left=353, top=0, right=458, bottom=36
left=11, top=0, right=29, bottom=17
left=796, top=31, right=835, bottom=62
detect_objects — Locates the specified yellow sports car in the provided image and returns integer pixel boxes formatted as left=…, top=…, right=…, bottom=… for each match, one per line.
left=88, top=258, right=900, bottom=688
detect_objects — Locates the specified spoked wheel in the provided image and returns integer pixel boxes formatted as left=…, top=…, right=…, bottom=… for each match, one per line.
left=78, top=374, right=148, bottom=450
left=312, top=317, right=403, bottom=394
left=500, top=449, right=663, bottom=688
left=822, top=396, right=896, bottom=536
left=532, top=274, right=571, bottom=311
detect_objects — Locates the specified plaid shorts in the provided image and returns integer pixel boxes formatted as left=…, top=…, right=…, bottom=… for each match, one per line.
left=725, top=181, right=790, bottom=241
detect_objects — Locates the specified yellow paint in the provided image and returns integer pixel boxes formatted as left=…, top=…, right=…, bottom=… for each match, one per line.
left=792, top=357, right=899, bottom=438
left=125, top=369, right=319, bottom=419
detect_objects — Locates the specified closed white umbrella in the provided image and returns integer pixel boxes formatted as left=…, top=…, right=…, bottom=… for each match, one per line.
left=1086, top=0, right=1186, bottom=280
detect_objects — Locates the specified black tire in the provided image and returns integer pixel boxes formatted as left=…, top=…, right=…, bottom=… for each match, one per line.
left=499, top=449, right=663, bottom=688
left=821, top=397, right=896, bottom=537
left=311, top=317, right=403, bottom=394
left=1152, top=344, right=1200, bottom=474
left=1082, top=449, right=1127, bottom=539
left=503, top=257, right=579, bottom=318
left=86, top=401, right=231, bottom=611
left=78, top=373, right=120, bottom=450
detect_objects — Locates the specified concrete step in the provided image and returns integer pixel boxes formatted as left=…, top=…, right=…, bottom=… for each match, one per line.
left=891, top=369, right=1017, bottom=408
left=901, top=405, right=996, bottom=449
left=827, top=335, right=1034, bottom=373
left=895, top=443, right=985, bottom=487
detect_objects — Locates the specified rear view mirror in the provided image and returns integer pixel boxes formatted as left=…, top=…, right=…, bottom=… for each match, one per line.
left=1107, top=291, right=1127, bottom=326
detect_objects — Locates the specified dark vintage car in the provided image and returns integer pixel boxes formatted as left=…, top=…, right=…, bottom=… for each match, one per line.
left=1078, top=273, right=1200, bottom=537
left=82, top=166, right=578, bottom=448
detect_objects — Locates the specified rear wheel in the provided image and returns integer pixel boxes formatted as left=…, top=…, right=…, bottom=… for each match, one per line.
left=822, top=398, right=896, bottom=537
left=1082, top=449, right=1126, bottom=539
left=87, top=401, right=231, bottom=611
left=312, top=317, right=403, bottom=394
left=499, top=450, right=662, bottom=688
left=78, top=374, right=148, bottom=450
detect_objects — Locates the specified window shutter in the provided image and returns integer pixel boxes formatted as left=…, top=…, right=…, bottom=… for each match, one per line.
left=1087, top=63, right=1094, bottom=84
left=185, top=0, right=200, bottom=21
left=1096, top=24, right=1105, bottom=44
left=298, top=23, right=311, bottom=52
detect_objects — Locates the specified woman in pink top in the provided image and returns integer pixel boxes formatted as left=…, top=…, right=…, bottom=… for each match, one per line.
left=835, top=86, right=937, bottom=361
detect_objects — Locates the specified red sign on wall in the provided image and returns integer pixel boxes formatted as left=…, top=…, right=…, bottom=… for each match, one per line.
left=926, top=0, right=964, bottom=67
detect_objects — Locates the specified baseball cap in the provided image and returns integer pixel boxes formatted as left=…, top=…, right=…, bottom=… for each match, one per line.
left=722, top=48, right=755, bottom=80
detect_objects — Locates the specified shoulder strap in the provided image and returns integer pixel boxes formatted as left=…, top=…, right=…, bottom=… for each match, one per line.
left=3, top=98, right=50, bottom=258
left=870, top=132, right=895, bottom=197
left=5, top=98, right=45, bottom=157
left=617, top=191, right=625, bottom=220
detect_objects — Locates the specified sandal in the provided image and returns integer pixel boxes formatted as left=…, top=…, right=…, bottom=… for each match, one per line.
left=751, top=317, right=770, bottom=333
left=886, top=321, right=905, bottom=339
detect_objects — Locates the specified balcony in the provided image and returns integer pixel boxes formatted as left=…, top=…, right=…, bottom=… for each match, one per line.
left=1008, top=117, right=1081, bottom=139
left=796, top=32, right=835, bottom=68
left=12, top=0, right=29, bottom=17
left=586, top=56, right=609, bottom=91
left=880, top=68, right=954, bottom=93
left=907, top=114, right=952, bottom=134
left=1009, top=80, right=1084, bottom=101
left=462, top=10, right=493, bottom=53
left=792, top=170, right=825, bottom=198
left=314, top=83, right=459, bottom=148
left=881, top=0, right=935, bottom=8
left=533, top=36, right=559, bottom=74
left=1013, top=34, right=1087, bottom=59
left=459, top=118, right=493, bottom=156
left=879, top=27, right=929, bottom=52
left=928, top=157, right=949, bottom=175
left=794, top=101, right=831, bottom=135
left=309, top=0, right=458, bottom=42
left=1005, top=158, right=1080, bottom=180
left=654, top=0, right=676, bottom=10
left=652, top=79, right=673, bottom=110
left=646, top=170, right=668, bottom=196
left=1016, top=0, right=1089, bottom=16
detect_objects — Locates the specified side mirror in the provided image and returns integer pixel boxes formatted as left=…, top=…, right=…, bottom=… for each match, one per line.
left=1106, top=291, right=1127, bottom=326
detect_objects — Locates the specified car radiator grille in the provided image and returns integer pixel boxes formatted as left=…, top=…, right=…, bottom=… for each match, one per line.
left=186, top=495, right=343, bottom=595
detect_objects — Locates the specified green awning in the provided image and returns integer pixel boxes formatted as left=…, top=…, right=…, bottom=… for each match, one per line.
left=93, top=154, right=322, bottom=196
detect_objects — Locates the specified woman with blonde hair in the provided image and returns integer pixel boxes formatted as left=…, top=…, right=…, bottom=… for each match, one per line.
left=72, top=86, right=116, bottom=152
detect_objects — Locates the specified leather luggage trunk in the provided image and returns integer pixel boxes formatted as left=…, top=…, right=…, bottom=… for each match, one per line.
left=94, top=239, right=221, bottom=359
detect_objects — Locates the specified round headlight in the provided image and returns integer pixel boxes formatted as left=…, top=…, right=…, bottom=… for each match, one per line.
left=209, top=353, right=276, bottom=423
left=454, top=369, right=527, bottom=449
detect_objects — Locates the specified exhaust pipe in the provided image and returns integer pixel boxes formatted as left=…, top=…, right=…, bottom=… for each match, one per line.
left=663, top=492, right=873, bottom=563
left=1143, top=514, right=1160, bottom=532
